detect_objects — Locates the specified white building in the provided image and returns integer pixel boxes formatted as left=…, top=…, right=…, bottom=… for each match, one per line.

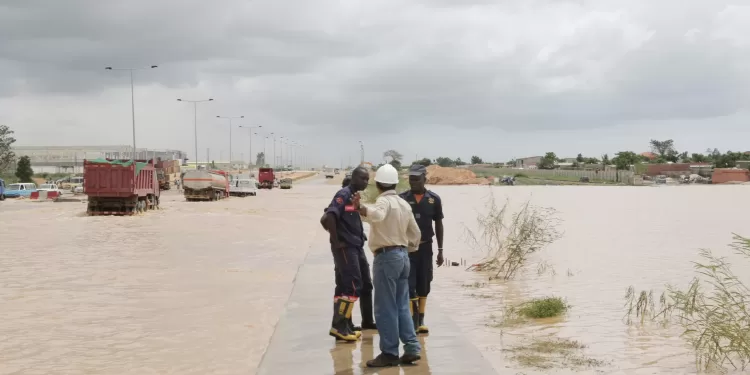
left=13, top=145, right=187, bottom=174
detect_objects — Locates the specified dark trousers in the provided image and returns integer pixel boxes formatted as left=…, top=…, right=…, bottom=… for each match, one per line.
left=408, top=242, right=434, bottom=298
left=333, top=246, right=373, bottom=299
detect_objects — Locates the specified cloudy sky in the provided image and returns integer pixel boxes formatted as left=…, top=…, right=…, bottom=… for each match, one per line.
left=2, top=0, right=749, bottom=166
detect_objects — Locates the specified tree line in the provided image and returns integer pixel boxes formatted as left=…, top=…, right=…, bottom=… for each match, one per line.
left=0, top=124, right=34, bottom=183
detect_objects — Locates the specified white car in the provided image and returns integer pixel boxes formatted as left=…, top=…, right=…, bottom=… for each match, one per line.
left=37, top=184, right=63, bottom=195
left=229, top=178, right=258, bottom=197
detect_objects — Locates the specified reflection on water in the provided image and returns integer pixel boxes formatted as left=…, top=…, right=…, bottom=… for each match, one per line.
left=328, top=334, right=432, bottom=375
left=431, top=185, right=750, bottom=374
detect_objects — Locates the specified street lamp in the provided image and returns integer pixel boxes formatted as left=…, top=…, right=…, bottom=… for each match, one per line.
left=177, top=98, right=213, bottom=168
left=104, top=64, right=158, bottom=177
left=358, top=140, right=364, bottom=165
left=279, top=136, right=286, bottom=168
left=216, top=115, right=244, bottom=170
left=239, top=125, right=262, bottom=168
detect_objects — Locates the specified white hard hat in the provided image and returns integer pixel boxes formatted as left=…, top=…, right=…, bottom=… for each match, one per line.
left=375, top=164, right=399, bottom=184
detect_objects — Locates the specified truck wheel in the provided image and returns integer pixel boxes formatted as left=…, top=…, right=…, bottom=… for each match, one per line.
left=0, top=194, right=4, bottom=201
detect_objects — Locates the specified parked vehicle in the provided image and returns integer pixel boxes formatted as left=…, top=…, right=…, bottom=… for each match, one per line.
left=183, top=169, right=229, bottom=201
left=280, top=178, right=293, bottom=189
left=156, top=169, right=171, bottom=190
left=84, top=158, right=160, bottom=215
left=258, top=168, right=275, bottom=189
left=230, top=178, right=258, bottom=197
left=37, top=183, right=63, bottom=195
left=57, top=176, right=84, bottom=192
left=4, top=182, right=37, bottom=198
left=0, top=178, right=5, bottom=200
left=500, top=176, right=515, bottom=186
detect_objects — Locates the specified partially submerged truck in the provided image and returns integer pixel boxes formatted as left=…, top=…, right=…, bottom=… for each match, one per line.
left=84, top=158, right=160, bottom=215
left=182, top=169, right=229, bottom=201
left=258, top=168, right=275, bottom=189
left=324, top=168, right=335, bottom=179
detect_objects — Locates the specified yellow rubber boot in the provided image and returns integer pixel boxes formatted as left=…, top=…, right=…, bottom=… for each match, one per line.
left=344, top=300, right=361, bottom=339
left=417, top=297, right=429, bottom=334
left=410, top=298, right=420, bottom=333
left=329, top=298, right=358, bottom=342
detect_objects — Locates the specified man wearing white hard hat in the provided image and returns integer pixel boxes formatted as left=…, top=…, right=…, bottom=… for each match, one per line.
left=354, top=164, right=422, bottom=367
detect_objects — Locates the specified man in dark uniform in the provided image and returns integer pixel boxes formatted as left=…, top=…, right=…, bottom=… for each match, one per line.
left=321, top=167, right=376, bottom=341
left=399, top=164, right=444, bottom=334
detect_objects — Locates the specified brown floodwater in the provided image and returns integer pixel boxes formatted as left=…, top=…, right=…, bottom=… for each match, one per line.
left=2, top=179, right=749, bottom=374
left=430, top=184, right=750, bottom=374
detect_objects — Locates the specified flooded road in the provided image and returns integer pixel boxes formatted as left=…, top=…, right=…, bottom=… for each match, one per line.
left=2, top=180, right=749, bottom=374
left=0, top=176, right=331, bottom=375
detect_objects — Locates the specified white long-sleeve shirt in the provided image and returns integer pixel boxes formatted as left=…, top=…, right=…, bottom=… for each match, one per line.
left=361, top=190, right=422, bottom=253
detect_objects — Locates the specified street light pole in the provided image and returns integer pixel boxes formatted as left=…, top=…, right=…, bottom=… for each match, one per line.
left=359, top=140, right=364, bottom=165
left=279, top=136, right=285, bottom=168
left=239, top=125, right=262, bottom=168
left=177, top=98, right=213, bottom=168
left=105, top=65, right=158, bottom=177
left=216, top=115, right=244, bottom=170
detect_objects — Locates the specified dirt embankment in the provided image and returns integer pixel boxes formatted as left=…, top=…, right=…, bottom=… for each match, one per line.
left=426, top=165, right=491, bottom=185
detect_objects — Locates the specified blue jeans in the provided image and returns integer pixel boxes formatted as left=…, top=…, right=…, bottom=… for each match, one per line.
left=373, top=248, right=421, bottom=357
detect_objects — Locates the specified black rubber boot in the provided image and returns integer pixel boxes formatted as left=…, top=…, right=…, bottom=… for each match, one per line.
left=410, top=298, right=420, bottom=333
left=360, top=292, right=377, bottom=330
left=366, top=353, right=401, bottom=368
left=329, top=298, right=358, bottom=342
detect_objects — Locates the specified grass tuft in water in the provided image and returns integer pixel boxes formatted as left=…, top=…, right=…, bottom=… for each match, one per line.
left=465, top=192, right=562, bottom=280
left=495, top=297, right=569, bottom=327
left=623, top=234, right=750, bottom=372
left=667, top=234, right=750, bottom=372
left=516, top=297, right=569, bottom=319
left=505, top=337, right=608, bottom=370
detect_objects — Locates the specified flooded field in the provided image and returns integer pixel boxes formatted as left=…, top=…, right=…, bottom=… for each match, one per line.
left=2, top=179, right=749, bottom=374
left=431, top=184, right=750, bottom=374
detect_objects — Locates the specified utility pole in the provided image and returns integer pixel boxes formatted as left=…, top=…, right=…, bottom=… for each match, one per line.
left=216, top=115, right=244, bottom=171
left=239, top=125, right=262, bottom=169
left=105, top=64, right=158, bottom=179
left=177, top=98, right=214, bottom=168
left=358, top=140, right=364, bottom=165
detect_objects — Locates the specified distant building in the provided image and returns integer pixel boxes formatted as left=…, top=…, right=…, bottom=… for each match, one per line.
left=513, top=156, right=543, bottom=168
left=640, top=152, right=658, bottom=160
left=13, top=145, right=186, bottom=174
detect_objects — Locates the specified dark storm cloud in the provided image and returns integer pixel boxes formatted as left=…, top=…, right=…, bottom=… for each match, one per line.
left=1, top=0, right=749, bottom=134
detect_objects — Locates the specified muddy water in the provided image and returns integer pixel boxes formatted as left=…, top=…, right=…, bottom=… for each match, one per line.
left=430, top=185, right=750, bottom=374
left=0, top=177, right=331, bottom=375
left=3, top=181, right=749, bottom=374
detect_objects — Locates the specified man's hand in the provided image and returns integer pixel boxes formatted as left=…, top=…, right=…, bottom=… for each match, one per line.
left=436, top=250, right=444, bottom=267
left=352, top=192, right=361, bottom=209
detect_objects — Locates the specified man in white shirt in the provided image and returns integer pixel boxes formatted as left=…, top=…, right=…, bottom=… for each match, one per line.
left=356, top=164, right=422, bottom=367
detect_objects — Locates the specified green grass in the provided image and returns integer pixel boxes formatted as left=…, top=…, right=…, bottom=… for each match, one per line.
left=472, top=167, right=618, bottom=185
left=516, top=297, right=569, bottom=319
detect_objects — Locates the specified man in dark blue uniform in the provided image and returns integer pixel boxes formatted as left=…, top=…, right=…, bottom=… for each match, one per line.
left=321, top=167, right=376, bottom=341
left=399, top=164, right=444, bottom=334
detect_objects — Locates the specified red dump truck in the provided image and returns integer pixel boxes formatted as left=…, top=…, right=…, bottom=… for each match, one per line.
left=84, top=158, right=160, bottom=216
left=258, top=168, right=275, bottom=189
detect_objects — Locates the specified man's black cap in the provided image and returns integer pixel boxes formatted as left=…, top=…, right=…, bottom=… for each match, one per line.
left=409, top=164, right=427, bottom=176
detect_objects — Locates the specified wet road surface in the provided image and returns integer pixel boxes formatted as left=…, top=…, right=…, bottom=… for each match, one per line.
left=257, top=238, right=495, bottom=375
